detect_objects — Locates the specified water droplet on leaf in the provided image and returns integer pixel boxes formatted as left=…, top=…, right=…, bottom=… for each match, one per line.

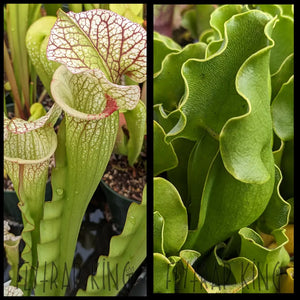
left=56, top=188, right=64, bottom=196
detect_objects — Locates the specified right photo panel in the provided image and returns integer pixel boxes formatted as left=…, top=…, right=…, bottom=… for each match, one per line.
left=153, top=4, right=294, bottom=294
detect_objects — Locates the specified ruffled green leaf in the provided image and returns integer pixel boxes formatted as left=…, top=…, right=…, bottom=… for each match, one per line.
left=239, top=227, right=290, bottom=293
left=153, top=121, right=178, bottom=176
left=181, top=5, right=216, bottom=40
left=279, top=5, right=294, bottom=18
left=154, top=42, right=206, bottom=111
left=187, top=131, right=219, bottom=229
left=256, top=165, right=290, bottom=233
left=47, top=9, right=146, bottom=84
left=153, top=31, right=181, bottom=75
left=199, top=28, right=214, bottom=44
left=271, top=53, right=293, bottom=100
left=153, top=253, right=178, bottom=293
left=204, top=5, right=248, bottom=58
left=258, top=5, right=294, bottom=75
left=173, top=11, right=276, bottom=184
left=153, top=4, right=293, bottom=295
left=166, top=138, right=196, bottom=207
left=219, top=16, right=275, bottom=183
left=179, top=249, right=200, bottom=266
left=209, top=4, right=244, bottom=40
left=184, top=152, right=274, bottom=254
left=153, top=104, right=184, bottom=138
left=77, top=186, right=146, bottom=296
left=154, top=177, right=188, bottom=256
left=167, top=11, right=274, bottom=148
left=175, top=245, right=257, bottom=293
left=271, top=75, right=294, bottom=141
left=279, top=139, right=294, bottom=200
left=254, top=4, right=281, bottom=17
left=154, top=211, right=165, bottom=255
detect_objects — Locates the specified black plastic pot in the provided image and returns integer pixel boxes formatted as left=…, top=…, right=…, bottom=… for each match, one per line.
left=99, top=180, right=140, bottom=232
left=4, top=190, right=22, bottom=223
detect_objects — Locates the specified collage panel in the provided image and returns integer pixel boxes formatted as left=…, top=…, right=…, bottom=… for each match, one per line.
left=3, top=3, right=294, bottom=297
left=153, top=4, right=294, bottom=294
left=4, top=3, right=147, bottom=296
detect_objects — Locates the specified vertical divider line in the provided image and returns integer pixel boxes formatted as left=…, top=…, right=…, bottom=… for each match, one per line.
left=146, top=2, right=154, bottom=296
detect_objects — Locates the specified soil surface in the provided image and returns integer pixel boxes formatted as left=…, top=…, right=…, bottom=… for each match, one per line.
left=102, top=153, right=147, bottom=202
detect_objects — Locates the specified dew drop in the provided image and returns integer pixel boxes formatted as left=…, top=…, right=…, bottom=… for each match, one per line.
left=56, top=188, right=64, bottom=196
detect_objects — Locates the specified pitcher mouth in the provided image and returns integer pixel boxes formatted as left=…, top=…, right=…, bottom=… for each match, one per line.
left=4, top=104, right=61, bottom=164
left=50, top=65, right=140, bottom=121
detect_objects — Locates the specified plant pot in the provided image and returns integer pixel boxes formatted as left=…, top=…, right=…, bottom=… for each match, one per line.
left=100, top=180, right=140, bottom=231
left=4, top=190, right=22, bottom=223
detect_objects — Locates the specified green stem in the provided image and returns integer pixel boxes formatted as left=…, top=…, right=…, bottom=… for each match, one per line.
left=37, top=112, right=119, bottom=296
left=56, top=204, right=87, bottom=294
left=29, top=81, right=34, bottom=107
left=4, top=236, right=21, bottom=287
left=6, top=4, right=41, bottom=118
left=37, top=89, right=47, bottom=103
left=18, top=164, right=45, bottom=295
left=3, top=40, right=25, bottom=119
left=6, top=4, right=30, bottom=115
left=10, top=263, right=19, bottom=287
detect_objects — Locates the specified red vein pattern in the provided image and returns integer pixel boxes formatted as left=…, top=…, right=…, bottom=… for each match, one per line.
left=47, top=9, right=147, bottom=84
left=50, top=66, right=141, bottom=120
left=4, top=104, right=62, bottom=135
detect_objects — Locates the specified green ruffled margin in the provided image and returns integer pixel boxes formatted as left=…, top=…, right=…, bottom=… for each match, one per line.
left=77, top=187, right=146, bottom=296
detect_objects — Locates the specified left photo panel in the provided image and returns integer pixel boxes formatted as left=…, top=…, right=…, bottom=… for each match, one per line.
left=4, top=3, right=147, bottom=296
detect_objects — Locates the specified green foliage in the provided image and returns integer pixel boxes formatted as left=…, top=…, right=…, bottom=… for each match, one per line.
left=109, top=4, right=144, bottom=25
left=77, top=187, right=147, bottom=296
left=26, top=16, right=60, bottom=97
left=4, top=4, right=42, bottom=119
left=154, top=4, right=293, bottom=293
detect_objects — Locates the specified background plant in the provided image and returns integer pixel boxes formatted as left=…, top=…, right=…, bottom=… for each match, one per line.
left=154, top=4, right=293, bottom=293
left=4, top=4, right=42, bottom=119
